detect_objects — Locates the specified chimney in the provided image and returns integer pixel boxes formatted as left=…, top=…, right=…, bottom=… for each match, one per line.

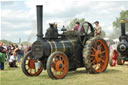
left=36, top=5, right=43, bottom=40
left=120, top=19, right=126, bottom=36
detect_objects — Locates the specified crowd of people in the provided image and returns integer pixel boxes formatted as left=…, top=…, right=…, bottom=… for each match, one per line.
left=0, top=42, right=25, bottom=70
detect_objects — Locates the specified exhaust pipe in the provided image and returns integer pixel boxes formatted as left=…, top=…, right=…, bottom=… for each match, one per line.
left=36, top=5, right=43, bottom=40
left=120, top=19, right=126, bottom=36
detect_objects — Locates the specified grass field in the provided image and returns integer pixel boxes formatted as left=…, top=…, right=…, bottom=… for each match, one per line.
left=0, top=63, right=128, bottom=85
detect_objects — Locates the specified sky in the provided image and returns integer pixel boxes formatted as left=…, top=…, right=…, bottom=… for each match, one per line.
left=0, top=0, right=128, bottom=43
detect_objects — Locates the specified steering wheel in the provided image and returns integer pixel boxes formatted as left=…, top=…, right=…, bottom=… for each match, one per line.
left=77, top=21, right=95, bottom=47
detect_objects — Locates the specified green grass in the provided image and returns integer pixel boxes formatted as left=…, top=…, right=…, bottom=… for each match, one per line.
left=0, top=63, right=128, bottom=85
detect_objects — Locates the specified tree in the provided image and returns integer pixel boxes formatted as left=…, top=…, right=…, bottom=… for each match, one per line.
left=67, top=18, right=85, bottom=30
left=0, top=39, right=15, bottom=45
left=21, top=41, right=31, bottom=46
left=113, top=10, right=128, bottom=36
left=101, top=30, right=106, bottom=38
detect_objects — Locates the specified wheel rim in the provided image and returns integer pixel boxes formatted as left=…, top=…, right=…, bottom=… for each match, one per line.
left=90, top=40, right=109, bottom=72
left=25, top=55, right=43, bottom=76
left=51, top=54, right=68, bottom=79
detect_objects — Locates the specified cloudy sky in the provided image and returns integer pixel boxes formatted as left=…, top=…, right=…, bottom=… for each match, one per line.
left=0, top=0, right=128, bottom=43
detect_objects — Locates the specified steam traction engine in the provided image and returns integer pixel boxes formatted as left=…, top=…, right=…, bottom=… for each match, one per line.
left=22, top=5, right=109, bottom=79
left=110, top=19, right=128, bottom=66
left=117, top=20, right=128, bottom=65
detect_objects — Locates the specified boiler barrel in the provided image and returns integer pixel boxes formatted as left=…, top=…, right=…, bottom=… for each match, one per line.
left=32, top=40, right=78, bottom=58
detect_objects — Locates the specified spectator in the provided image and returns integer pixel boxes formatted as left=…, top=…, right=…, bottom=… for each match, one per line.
left=10, top=44, right=15, bottom=53
left=8, top=52, right=17, bottom=68
left=7, top=44, right=11, bottom=62
left=14, top=45, right=21, bottom=65
left=24, top=44, right=28, bottom=54
left=0, top=42, right=7, bottom=70
left=20, top=44, right=24, bottom=57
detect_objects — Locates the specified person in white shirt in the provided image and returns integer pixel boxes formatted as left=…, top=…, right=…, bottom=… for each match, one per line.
left=94, top=21, right=102, bottom=36
left=9, top=52, right=17, bottom=68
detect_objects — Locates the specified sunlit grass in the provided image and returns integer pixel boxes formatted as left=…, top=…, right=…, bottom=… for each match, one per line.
left=0, top=62, right=128, bottom=85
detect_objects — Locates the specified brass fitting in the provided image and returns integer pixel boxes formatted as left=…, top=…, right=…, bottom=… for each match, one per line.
left=120, top=19, right=126, bottom=23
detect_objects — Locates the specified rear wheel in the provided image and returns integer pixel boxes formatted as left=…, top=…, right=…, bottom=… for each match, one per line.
left=47, top=51, right=69, bottom=79
left=83, top=37, right=109, bottom=73
left=22, top=51, right=43, bottom=76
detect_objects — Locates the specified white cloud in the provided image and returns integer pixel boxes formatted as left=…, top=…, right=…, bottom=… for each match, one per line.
left=1, top=8, right=35, bottom=20
left=1, top=31, right=19, bottom=39
left=1, top=21, right=32, bottom=30
left=120, top=6, right=125, bottom=10
left=101, top=10, right=110, bottom=14
left=2, top=32, right=11, bottom=37
left=24, top=30, right=32, bottom=35
left=103, top=25, right=114, bottom=33
left=25, top=0, right=90, bottom=15
left=1, top=0, right=128, bottom=42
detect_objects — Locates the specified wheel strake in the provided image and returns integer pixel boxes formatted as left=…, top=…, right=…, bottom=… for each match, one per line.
left=83, top=37, right=109, bottom=73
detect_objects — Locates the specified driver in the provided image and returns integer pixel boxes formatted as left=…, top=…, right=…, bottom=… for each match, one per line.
left=73, top=22, right=84, bottom=32
left=45, top=23, right=58, bottom=39
left=94, top=21, right=102, bottom=36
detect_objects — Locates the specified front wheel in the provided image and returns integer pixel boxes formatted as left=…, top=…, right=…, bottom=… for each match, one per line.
left=47, top=51, right=69, bottom=79
left=22, top=51, right=43, bottom=76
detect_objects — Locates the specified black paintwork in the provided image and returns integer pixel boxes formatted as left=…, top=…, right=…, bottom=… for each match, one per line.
left=31, top=5, right=95, bottom=70
left=117, top=20, right=128, bottom=61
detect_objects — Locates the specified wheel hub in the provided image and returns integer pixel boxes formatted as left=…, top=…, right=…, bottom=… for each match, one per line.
left=95, top=50, right=101, bottom=62
left=28, top=59, right=35, bottom=69
left=55, top=61, right=63, bottom=71
left=59, top=64, right=63, bottom=69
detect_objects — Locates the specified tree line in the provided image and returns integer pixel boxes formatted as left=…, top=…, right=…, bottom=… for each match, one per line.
left=111, top=10, right=128, bottom=39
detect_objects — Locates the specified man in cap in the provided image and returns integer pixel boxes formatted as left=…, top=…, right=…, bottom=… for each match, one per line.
left=94, top=21, right=102, bottom=36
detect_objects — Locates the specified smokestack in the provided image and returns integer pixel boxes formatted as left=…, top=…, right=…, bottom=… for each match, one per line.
left=120, top=19, right=126, bottom=36
left=36, top=5, right=43, bottom=40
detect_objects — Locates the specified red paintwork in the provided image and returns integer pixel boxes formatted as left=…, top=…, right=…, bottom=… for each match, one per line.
left=111, top=50, right=118, bottom=66
left=111, top=50, right=125, bottom=66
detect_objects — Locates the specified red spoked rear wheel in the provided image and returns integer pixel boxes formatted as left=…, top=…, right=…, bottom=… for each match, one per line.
left=83, top=37, right=109, bottom=73
left=90, top=39, right=109, bottom=72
